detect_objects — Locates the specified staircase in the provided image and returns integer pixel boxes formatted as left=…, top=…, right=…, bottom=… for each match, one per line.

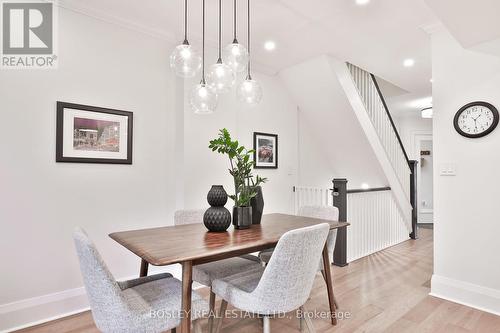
left=331, top=60, right=413, bottom=230
left=280, top=55, right=413, bottom=236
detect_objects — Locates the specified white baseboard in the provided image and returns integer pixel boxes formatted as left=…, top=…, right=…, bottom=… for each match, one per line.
left=0, top=264, right=185, bottom=333
left=430, top=274, right=500, bottom=316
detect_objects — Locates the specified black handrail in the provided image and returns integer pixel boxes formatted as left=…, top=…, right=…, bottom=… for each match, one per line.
left=347, top=186, right=391, bottom=194
left=370, top=74, right=412, bottom=170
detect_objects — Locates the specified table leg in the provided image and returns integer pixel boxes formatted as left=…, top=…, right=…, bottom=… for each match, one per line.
left=181, top=261, right=193, bottom=333
left=139, top=259, right=149, bottom=277
left=322, top=244, right=337, bottom=325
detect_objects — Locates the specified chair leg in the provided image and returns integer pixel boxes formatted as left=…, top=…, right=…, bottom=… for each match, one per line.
left=299, top=310, right=304, bottom=332
left=263, top=316, right=271, bottom=333
left=214, top=300, right=228, bottom=333
left=208, top=289, right=216, bottom=333
left=171, top=328, right=176, bottom=333
left=321, top=270, right=339, bottom=309
left=193, top=319, right=202, bottom=333
left=299, top=306, right=316, bottom=333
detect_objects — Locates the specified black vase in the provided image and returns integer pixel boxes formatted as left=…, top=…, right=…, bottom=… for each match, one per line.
left=250, top=186, right=264, bottom=224
left=204, top=185, right=231, bottom=232
left=204, top=207, right=231, bottom=232
left=207, top=185, right=228, bottom=206
left=233, top=206, right=252, bottom=230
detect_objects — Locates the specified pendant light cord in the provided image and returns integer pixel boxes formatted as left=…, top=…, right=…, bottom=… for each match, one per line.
left=183, top=0, right=188, bottom=44
left=247, top=0, right=251, bottom=77
left=218, top=0, right=222, bottom=61
left=202, top=0, right=205, bottom=82
left=233, top=0, right=237, bottom=43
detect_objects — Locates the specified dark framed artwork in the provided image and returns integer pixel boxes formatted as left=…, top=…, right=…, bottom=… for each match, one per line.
left=253, top=132, right=278, bottom=169
left=56, top=102, right=133, bottom=164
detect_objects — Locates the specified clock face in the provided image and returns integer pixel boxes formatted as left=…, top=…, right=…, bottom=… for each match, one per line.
left=454, top=102, right=499, bottom=138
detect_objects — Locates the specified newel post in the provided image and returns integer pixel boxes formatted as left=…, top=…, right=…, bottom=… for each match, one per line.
left=409, top=160, right=418, bottom=240
left=332, top=178, right=348, bottom=267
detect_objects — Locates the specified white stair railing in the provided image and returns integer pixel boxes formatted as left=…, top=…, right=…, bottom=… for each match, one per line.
left=293, top=186, right=332, bottom=214
left=294, top=186, right=409, bottom=262
left=347, top=190, right=409, bottom=262
left=346, top=63, right=411, bottom=199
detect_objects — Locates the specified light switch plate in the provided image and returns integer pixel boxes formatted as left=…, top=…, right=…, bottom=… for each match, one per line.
left=440, top=163, right=456, bottom=176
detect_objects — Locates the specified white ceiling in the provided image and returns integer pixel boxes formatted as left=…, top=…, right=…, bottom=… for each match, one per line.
left=60, top=0, right=440, bottom=116
left=425, top=0, right=500, bottom=58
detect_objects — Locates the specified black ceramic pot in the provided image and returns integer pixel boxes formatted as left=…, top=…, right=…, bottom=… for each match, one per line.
left=250, top=186, right=264, bottom=224
left=203, top=207, right=231, bottom=232
left=204, top=185, right=231, bottom=232
left=233, top=206, right=252, bottom=230
left=207, top=185, right=228, bottom=206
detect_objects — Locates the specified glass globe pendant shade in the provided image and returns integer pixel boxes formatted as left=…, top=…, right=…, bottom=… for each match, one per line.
left=206, top=61, right=236, bottom=94
left=170, top=43, right=202, bottom=78
left=189, top=81, right=218, bottom=114
left=236, top=76, right=262, bottom=105
left=222, top=42, right=249, bottom=73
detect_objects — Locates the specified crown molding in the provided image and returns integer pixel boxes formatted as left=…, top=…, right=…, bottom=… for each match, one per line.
left=52, top=0, right=278, bottom=76
left=55, top=0, right=178, bottom=44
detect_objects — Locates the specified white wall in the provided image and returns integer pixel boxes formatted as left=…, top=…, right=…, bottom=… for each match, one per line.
left=280, top=56, right=389, bottom=191
left=393, top=115, right=433, bottom=222
left=419, top=139, right=433, bottom=222
left=0, top=8, right=180, bottom=331
left=393, top=114, right=433, bottom=160
left=297, top=110, right=338, bottom=189
left=0, top=7, right=300, bottom=332
left=430, top=27, right=500, bottom=315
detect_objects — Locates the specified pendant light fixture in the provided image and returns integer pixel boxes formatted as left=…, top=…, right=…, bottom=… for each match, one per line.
left=170, top=0, right=201, bottom=78
left=206, top=0, right=236, bottom=93
left=222, top=0, right=249, bottom=73
left=236, top=0, right=262, bottom=105
left=189, top=0, right=217, bottom=114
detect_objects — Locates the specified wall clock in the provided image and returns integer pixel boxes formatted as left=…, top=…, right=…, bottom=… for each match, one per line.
left=454, top=101, right=499, bottom=138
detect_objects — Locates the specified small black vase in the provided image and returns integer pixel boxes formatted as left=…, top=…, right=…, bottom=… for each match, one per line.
left=207, top=185, right=228, bottom=206
left=204, top=185, right=231, bottom=232
left=233, top=206, right=252, bottom=230
left=250, top=186, right=264, bottom=224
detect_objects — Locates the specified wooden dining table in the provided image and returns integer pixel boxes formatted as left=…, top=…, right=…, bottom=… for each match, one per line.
left=109, top=213, right=349, bottom=333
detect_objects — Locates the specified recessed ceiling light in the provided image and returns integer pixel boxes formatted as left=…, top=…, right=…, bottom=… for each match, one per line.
left=356, top=0, right=370, bottom=5
left=361, top=183, right=370, bottom=190
left=264, top=41, right=276, bottom=51
left=430, top=78, right=434, bottom=83
left=403, top=59, right=415, bottom=67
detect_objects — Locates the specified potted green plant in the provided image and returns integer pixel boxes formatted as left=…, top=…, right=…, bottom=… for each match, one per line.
left=209, top=129, right=267, bottom=229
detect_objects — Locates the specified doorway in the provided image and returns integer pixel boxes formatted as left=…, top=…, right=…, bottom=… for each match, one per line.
left=415, top=135, right=433, bottom=224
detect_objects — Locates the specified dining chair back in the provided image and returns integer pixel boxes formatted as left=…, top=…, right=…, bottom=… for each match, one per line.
left=297, top=206, right=339, bottom=268
left=73, top=228, right=207, bottom=333
left=248, top=223, right=330, bottom=313
left=174, top=209, right=205, bottom=226
left=73, top=228, right=126, bottom=329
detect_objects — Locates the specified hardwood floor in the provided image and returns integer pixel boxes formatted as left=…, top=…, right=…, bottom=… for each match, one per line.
left=15, top=228, right=500, bottom=333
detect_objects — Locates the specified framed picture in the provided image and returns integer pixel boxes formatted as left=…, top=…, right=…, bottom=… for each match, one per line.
left=253, top=132, right=278, bottom=169
left=56, top=102, right=133, bottom=164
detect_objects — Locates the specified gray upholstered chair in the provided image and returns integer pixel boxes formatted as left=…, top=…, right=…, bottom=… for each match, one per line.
left=73, top=228, right=207, bottom=333
left=174, top=209, right=262, bottom=332
left=258, top=206, right=339, bottom=311
left=258, top=206, right=339, bottom=268
left=211, top=223, right=330, bottom=333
